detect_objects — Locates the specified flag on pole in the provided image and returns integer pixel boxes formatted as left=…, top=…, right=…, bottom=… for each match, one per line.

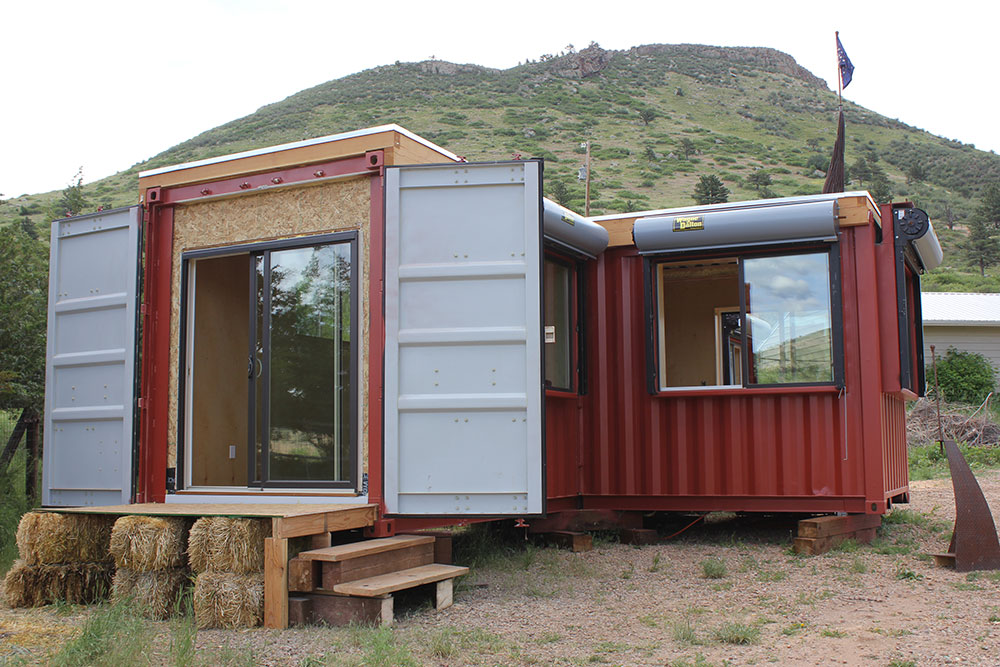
left=822, top=110, right=846, bottom=194
left=837, top=35, right=854, bottom=89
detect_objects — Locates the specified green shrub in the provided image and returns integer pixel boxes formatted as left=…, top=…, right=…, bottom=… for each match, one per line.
left=928, top=347, right=996, bottom=405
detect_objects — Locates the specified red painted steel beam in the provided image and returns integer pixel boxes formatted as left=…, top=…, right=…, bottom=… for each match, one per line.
left=151, top=153, right=381, bottom=206
left=851, top=221, right=889, bottom=514
left=136, top=204, right=173, bottom=503
left=368, top=174, right=385, bottom=513
left=135, top=152, right=383, bottom=503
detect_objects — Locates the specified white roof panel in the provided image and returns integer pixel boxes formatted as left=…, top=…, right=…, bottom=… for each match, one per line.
left=922, top=292, right=1000, bottom=326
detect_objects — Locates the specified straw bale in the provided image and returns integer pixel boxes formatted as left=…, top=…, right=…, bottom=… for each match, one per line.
left=112, top=567, right=191, bottom=619
left=109, top=516, right=189, bottom=572
left=187, top=517, right=270, bottom=574
left=3, top=560, right=112, bottom=607
left=16, top=512, right=114, bottom=565
left=192, top=571, right=264, bottom=629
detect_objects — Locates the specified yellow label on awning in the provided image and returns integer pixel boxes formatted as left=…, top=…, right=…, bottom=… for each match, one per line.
left=672, top=215, right=704, bottom=232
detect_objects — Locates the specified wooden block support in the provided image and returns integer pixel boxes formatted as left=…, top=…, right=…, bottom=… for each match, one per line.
left=288, top=596, right=313, bottom=626
left=435, top=579, right=453, bottom=610
left=297, top=592, right=394, bottom=626
left=264, top=536, right=289, bottom=629
left=620, top=528, right=659, bottom=546
left=288, top=558, right=321, bottom=593
left=400, top=530, right=454, bottom=564
left=544, top=531, right=593, bottom=552
left=793, top=527, right=878, bottom=556
left=797, top=514, right=882, bottom=539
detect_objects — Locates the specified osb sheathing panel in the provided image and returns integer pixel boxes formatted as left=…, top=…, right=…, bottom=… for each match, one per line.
left=168, top=178, right=371, bottom=484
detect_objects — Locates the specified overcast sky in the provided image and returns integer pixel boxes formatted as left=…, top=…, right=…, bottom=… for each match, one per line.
left=2, top=0, right=995, bottom=198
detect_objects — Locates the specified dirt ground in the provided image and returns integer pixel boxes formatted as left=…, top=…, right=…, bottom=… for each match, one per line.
left=3, top=470, right=1000, bottom=666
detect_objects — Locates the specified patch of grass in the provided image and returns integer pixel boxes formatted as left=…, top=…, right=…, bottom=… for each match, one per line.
left=639, top=613, right=661, bottom=628
left=757, top=569, right=787, bottom=582
left=168, top=592, right=197, bottom=667
left=871, top=538, right=915, bottom=555
left=649, top=553, right=663, bottom=572
left=988, top=607, right=1000, bottom=623
left=894, top=565, right=924, bottom=581
left=710, top=580, right=734, bottom=591
left=668, top=655, right=713, bottom=667
left=713, top=621, right=760, bottom=645
left=782, top=622, right=807, bottom=636
left=534, top=631, right=563, bottom=644
left=887, top=660, right=917, bottom=667
left=701, top=557, right=727, bottom=579
left=821, top=629, right=847, bottom=638
left=849, top=556, right=868, bottom=573
left=620, top=562, right=635, bottom=579
left=951, top=581, right=983, bottom=591
left=49, top=600, right=150, bottom=667
left=348, top=625, right=419, bottom=667
left=671, top=616, right=700, bottom=645
left=883, top=509, right=932, bottom=528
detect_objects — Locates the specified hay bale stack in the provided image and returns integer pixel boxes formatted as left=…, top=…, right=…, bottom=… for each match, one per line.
left=3, top=560, right=113, bottom=607
left=193, top=572, right=264, bottom=629
left=110, top=516, right=189, bottom=571
left=15, top=512, right=114, bottom=565
left=112, top=568, right=190, bottom=619
left=188, top=517, right=270, bottom=574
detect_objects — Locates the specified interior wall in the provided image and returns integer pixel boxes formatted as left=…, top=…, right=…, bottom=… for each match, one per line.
left=168, top=177, right=371, bottom=485
left=190, top=255, right=249, bottom=486
left=660, top=265, right=738, bottom=387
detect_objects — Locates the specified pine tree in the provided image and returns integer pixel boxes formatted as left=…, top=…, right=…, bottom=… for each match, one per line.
left=963, top=218, right=1000, bottom=276
left=693, top=175, right=730, bottom=205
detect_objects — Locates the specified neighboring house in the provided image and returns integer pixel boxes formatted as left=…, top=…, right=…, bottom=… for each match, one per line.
left=922, top=292, right=1000, bottom=378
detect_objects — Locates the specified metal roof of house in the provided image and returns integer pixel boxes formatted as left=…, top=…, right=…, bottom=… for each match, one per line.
left=922, top=292, right=1000, bottom=326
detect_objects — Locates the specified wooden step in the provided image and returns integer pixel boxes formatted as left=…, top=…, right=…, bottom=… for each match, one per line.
left=290, top=535, right=435, bottom=592
left=298, top=535, right=434, bottom=561
left=332, top=563, right=469, bottom=597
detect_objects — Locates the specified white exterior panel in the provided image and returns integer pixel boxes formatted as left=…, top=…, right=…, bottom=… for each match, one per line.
left=384, top=162, right=544, bottom=516
left=43, top=207, right=140, bottom=506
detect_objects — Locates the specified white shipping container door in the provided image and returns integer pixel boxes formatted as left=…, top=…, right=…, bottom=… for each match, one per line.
left=384, top=162, right=544, bottom=515
left=43, top=207, right=141, bottom=506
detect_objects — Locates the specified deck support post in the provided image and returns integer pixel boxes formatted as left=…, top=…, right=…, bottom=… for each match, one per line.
left=264, top=536, right=289, bottom=629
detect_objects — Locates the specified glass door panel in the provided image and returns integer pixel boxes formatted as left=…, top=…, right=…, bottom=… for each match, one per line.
left=247, top=236, right=355, bottom=488
left=267, top=244, right=352, bottom=482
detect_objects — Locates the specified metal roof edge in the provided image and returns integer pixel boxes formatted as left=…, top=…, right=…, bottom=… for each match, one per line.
left=139, top=124, right=461, bottom=179
left=591, top=191, right=877, bottom=222
left=923, top=321, right=1000, bottom=327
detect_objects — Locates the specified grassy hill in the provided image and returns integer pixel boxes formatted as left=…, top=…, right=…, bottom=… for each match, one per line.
left=3, top=43, right=998, bottom=289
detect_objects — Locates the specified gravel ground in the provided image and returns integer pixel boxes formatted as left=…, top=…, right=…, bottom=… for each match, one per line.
left=2, top=469, right=999, bottom=666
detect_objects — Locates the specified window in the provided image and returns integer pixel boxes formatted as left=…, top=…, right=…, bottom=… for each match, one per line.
left=653, top=248, right=840, bottom=390
left=543, top=257, right=579, bottom=392
left=180, top=232, right=358, bottom=490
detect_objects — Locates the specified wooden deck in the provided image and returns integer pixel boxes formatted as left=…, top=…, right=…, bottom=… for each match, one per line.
left=45, top=502, right=378, bottom=628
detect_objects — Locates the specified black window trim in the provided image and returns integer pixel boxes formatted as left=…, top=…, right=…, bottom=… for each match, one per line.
left=645, top=241, right=845, bottom=393
left=543, top=249, right=586, bottom=395
left=177, top=231, right=359, bottom=492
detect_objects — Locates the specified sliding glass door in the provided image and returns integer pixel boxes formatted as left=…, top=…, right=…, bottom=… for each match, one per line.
left=249, top=234, right=357, bottom=488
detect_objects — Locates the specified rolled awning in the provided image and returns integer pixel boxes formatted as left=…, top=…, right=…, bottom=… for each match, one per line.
left=633, top=200, right=839, bottom=255
left=893, top=207, right=943, bottom=272
left=542, top=199, right=609, bottom=259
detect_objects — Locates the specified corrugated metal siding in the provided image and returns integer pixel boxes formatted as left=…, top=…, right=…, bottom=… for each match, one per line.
left=559, top=249, right=871, bottom=510
left=545, top=395, right=582, bottom=500
left=881, top=393, right=908, bottom=496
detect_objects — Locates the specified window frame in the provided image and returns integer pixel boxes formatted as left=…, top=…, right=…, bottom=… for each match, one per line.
left=177, top=231, right=360, bottom=492
left=645, top=242, right=844, bottom=394
left=543, top=251, right=585, bottom=396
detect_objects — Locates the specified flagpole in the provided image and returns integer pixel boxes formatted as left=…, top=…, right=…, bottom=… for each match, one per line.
left=835, top=31, right=843, bottom=110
